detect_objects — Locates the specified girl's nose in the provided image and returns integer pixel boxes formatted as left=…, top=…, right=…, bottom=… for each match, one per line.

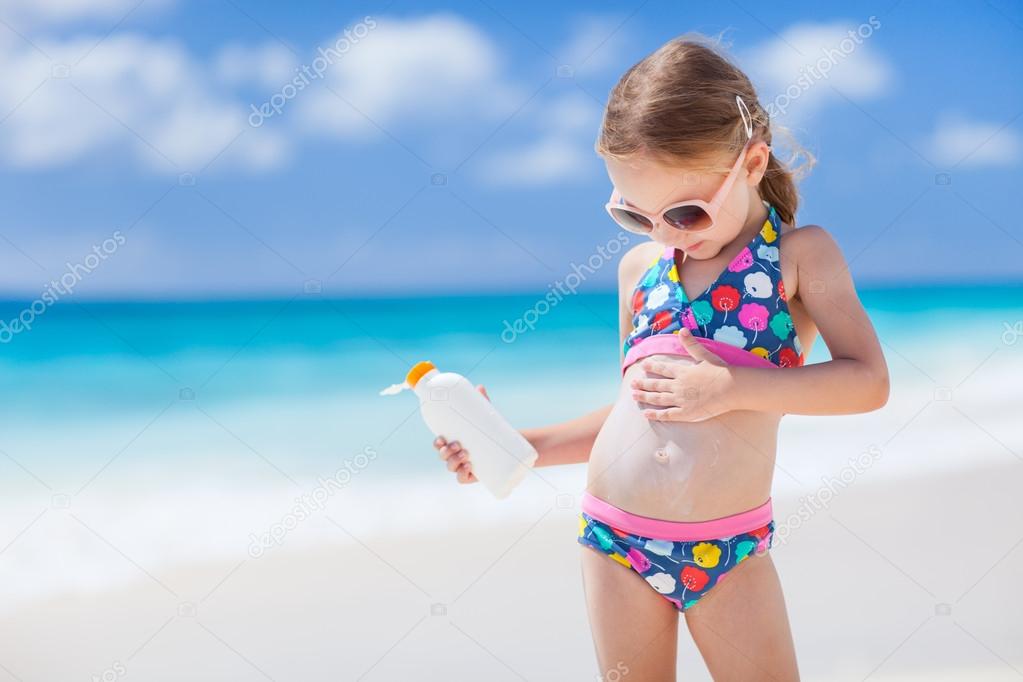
left=650, top=220, right=671, bottom=241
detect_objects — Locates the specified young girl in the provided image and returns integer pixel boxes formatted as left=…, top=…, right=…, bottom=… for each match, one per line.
left=435, top=36, right=889, bottom=681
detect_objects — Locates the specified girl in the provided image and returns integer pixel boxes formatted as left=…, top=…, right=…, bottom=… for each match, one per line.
left=435, top=36, right=889, bottom=681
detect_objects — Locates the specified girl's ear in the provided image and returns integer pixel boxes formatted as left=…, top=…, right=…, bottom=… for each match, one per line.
left=745, top=141, right=772, bottom=185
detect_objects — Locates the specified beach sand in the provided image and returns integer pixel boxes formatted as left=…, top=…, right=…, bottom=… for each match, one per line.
left=2, top=459, right=1021, bottom=681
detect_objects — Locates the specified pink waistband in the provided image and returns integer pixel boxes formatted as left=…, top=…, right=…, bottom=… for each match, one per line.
left=581, top=492, right=773, bottom=541
left=622, top=333, right=778, bottom=374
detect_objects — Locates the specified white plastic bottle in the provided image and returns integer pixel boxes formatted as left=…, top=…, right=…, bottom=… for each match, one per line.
left=390, top=361, right=538, bottom=499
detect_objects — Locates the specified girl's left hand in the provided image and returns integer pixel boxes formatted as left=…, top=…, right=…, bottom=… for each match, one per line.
left=630, top=328, right=735, bottom=422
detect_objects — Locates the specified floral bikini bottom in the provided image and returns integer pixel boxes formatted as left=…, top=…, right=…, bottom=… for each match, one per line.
left=578, top=493, right=775, bottom=611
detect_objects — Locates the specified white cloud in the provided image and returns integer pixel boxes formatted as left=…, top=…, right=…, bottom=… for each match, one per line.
left=297, top=14, right=520, bottom=137
left=475, top=15, right=632, bottom=188
left=0, top=33, right=287, bottom=171
left=556, top=14, right=632, bottom=75
left=481, top=92, right=601, bottom=187
left=482, top=135, right=592, bottom=187
left=927, top=114, right=1021, bottom=167
left=0, top=12, right=615, bottom=182
left=214, top=42, right=298, bottom=89
left=744, top=20, right=892, bottom=123
left=0, top=0, right=173, bottom=26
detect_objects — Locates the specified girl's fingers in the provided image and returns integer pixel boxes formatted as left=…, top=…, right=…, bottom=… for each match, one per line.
left=641, top=360, right=681, bottom=379
left=643, top=407, right=690, bottom=421
left=456, top=463, right=476, bottom=484
left=630, top=377, right=674, bottom=392
left=436, top=436, right=474, bottom=482
left=446, top=453, right=466, bottom=472
left=632, top=390, right=677, bottom=406
left=437, top=440, right=462, bottom=460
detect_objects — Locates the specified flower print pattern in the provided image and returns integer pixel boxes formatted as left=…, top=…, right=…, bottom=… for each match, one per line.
left=738, top=303, right=770, bottom=344
left=645, top=538, right=673, bottom=556
left=711, top=285, right=741, bottom=322
left=750, top=346, right=770, bottom=360
left=727, top=246, right=754, bottom=272
left=713, top=324, right=747, bottom=348
left=777, top=347, right=803, bottom=368
left=690, top=300, right=713, bottom=329
left=627, top=547, right=652, bottom=572
left=743, top=271, right=773, bottom=298
left=646, top=283, right=671, bottom=309
left=680, top=307, right=698, bottom=331
left=757, top=243, right=779, bottom=265
left=579, top=513, right=775, bottom=611
left=641, top=266, right=659, bottom=288
left=652, top=310, right=673, bottom=332
left=769, top=310, right=793, bottom=340
left=631, top=288, right=645, bottom=314
left=680, top=566, right=710, bottom=593
left=692, top=542, right=721, bottom=568
left=734, top=540, right=756, bottom=563
left=646, top=572, right=676, bottom=594
left=623, top=203, right=804, bottom=367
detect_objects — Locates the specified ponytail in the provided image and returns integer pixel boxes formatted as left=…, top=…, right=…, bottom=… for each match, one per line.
left=758, top=121, right=814, bottom=226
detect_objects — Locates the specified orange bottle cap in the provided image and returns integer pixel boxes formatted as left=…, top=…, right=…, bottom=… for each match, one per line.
left=405, top=361, right=436, bottom=388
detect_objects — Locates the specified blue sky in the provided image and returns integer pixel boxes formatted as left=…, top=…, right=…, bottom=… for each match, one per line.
left=0, top=0, right=1021, bottom=299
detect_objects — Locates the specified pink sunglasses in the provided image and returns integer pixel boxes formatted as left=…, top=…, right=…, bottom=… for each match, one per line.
left=605, top=96, right=763, bottom=235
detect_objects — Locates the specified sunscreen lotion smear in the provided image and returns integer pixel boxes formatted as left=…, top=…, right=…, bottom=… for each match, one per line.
left=388, top=361, right=538, bottom=499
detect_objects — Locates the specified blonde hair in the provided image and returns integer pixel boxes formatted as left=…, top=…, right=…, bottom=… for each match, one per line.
left=596, top=34, right=814, bottom=225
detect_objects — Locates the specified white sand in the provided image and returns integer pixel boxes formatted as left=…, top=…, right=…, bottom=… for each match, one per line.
left=1, top=460, right=1021, bottom=681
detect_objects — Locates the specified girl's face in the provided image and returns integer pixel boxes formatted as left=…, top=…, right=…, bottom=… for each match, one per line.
left=604, top=142, right=771, bottom=258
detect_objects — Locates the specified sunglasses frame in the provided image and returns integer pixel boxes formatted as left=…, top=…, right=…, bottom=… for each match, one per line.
left=605, top=95, right=765, bottom=236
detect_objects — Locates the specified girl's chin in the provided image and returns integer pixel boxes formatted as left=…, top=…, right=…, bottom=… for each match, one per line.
left=659, top=239, right=717, bottom=258
left=675, top=241, right=716, bottom=259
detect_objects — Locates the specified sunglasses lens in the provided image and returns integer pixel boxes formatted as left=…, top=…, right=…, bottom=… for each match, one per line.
left=609, top=207, right=653, bottom=234
left=663, top=204, right=712, bottom=231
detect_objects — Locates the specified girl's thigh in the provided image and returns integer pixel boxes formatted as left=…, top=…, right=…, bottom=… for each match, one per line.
left=684, top=552, right=799, bottom=681
left=579, top=545, right=680, bottom=681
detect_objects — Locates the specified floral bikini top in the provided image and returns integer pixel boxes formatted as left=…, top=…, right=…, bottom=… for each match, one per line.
left=623, top=202, right=805, bottom=371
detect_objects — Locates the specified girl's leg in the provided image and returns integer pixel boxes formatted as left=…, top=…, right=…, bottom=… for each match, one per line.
left=579, top=545, right=680, bottom=680
left=684, top=553, right=799, bottom=681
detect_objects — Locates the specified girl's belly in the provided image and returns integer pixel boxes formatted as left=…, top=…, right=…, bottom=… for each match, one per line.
left=587, top=353, right=781, bottom=521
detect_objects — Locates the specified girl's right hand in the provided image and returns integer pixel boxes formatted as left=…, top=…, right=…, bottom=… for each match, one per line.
left=434, top=435, right=477, bottom=484
left=433, top=385, right=488, bottom=485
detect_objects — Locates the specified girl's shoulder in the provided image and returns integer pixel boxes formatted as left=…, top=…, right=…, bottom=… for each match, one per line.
left=778, top=222, right=843, bottom=261
left=617, top=240, right=663, bottom=288
left=777, top=222, right=852, bottom=301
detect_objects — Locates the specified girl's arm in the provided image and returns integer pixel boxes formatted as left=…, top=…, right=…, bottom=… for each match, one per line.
left=523, top=405, right=612, bottom=467
left=728, top=226, right=889, bottom=415
left=437, top=241, right=655, bottom=480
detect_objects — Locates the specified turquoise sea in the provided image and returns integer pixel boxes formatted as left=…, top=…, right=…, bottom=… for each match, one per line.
left=1, top=284, right=1021, bottom=474
left=1, top=285, right=1021, bottom=603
